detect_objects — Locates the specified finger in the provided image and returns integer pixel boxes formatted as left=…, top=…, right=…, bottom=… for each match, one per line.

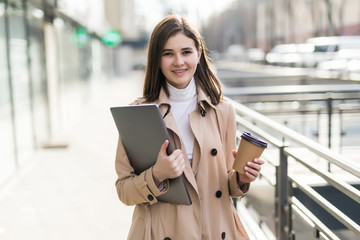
left=247, top=161, right=262, bottom=172
left=254, top=158, right=265, bottom=165
left=232, top=150, right=237, bottom=158
left=176, top=156, right=185, bottom=170
left=170, top=162, right=185, bottom=178
left=244, top=166, right=259, bottom=178
left=244, top=171, right=256, bottom=181
left=175, top=155, right=185, bottom=168
left=159, top=140, right=169, bottom=155
left=177, top=153, right=185, bottom=162
left=170, top=153, right=184, bottom=166
left=176, top=163, right=185, bottom=175
left=168, top=150, right=182, bottom=162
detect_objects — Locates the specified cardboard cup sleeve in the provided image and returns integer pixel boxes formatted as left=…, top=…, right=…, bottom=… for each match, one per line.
left=233, top=132, right=268, bottom=174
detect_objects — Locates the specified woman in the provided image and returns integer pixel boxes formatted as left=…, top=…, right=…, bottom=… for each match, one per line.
left=115, top=14, right=264, bottom=240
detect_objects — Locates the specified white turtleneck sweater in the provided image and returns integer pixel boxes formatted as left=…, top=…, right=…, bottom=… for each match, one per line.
left=167, top=77, right=197, bottom=164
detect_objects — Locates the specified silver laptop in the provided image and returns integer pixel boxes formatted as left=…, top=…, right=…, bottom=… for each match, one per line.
left=110, top=104, right=191, bottom=205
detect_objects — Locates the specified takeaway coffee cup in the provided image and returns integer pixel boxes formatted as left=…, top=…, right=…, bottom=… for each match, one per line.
left=233, top=131, right=268, bottom=174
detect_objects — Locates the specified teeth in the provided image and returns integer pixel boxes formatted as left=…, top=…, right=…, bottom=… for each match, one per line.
left=174, top=70, right=185, bottom=73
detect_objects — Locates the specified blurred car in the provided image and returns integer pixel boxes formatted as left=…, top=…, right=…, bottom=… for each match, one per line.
left=245, top=48, right=265, bottom=63
left=225, top=44, right=245, bottom=60
left=307, top=35, right=360, bottom=65
left=316, top=57, right=360, bottom=80
left=314, top=36, right=360, bottom=68
left=317, top=58, right=360, bottom=73
left=265, top=43, right=315, bottom=67
left=265, top=44, right=296, bottom=66
left=336, top=38, right=360, bottom=59
left=316, top=58, right=348, bottom=71
left=347, top=59, right=360, bottom=72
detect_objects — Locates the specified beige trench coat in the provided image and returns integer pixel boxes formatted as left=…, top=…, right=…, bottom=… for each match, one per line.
left=115, top=85, right=250, bottom=240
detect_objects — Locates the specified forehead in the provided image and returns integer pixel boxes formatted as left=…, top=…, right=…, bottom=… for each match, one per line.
left=163, top=32, right=197, bottom=50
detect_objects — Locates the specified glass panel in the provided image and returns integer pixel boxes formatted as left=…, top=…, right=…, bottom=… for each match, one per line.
left=55, top=19, right=85, bottom=128
left=0, top=1, right=17, bottom=183
left=90, top=38, right=102, bottom=80
left=8, top=0, right=34, bottom=165
left=56, top=20, right=80, bottom=85
left=27, top=3, right=49, bottom=147
left=90, top=37, right=106, bottom=82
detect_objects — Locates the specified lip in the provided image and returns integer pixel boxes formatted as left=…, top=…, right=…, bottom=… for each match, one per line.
left=172, top=69, right=187, bottom=73
left=172, top=69, right=187, bottom=76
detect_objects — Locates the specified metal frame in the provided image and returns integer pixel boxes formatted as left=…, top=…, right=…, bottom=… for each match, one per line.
left=4, top=0, right=19, bottom=168
left=228, top=97, right=360, bottom=240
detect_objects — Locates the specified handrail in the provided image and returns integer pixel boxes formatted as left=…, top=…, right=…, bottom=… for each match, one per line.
left=291, top=197, right=341, bottom=240
left=285, top=148, right=360, bottom=204
left=226, top=97, right=360, bottom=179
left=235, top=115, right=284, bottom=148
left=225, top=84, right=360, bottom=96
left=227, top=97, right=360, bottom=239
left=290, top=175, right=360, bottom=236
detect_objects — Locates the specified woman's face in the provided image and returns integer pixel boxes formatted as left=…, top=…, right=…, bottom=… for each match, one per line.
left=160, top=32, right=201, bottom=89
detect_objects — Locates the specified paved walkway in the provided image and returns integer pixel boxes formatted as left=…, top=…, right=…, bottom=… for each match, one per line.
left=0, top=72, right=144, bottom=240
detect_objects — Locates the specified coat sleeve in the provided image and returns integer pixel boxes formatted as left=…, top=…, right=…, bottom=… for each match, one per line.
left=114, top=136, right=168, bottom=206
left=223, top=102, right=250, bottom=197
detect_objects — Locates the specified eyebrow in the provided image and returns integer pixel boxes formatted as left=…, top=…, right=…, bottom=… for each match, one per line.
left=162, top=47, right=193, bottom=52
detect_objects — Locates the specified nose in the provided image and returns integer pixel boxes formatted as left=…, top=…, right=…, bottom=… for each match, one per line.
left=173, top=54, right=184, bottom=66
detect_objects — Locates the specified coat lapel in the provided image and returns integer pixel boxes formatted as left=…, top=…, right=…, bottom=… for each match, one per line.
left=189, top=85, right=217, bottom=178
left=156, top=88, right=199, bottom=194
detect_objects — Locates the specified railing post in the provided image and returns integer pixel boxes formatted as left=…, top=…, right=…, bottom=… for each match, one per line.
left=326, top=96, right=333, bottom=171
left=276, top=145, right=290, bottom=240
left=288, top=179, right=295, bottom=240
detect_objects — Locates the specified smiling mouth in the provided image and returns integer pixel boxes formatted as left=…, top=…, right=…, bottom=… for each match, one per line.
left=173, top=69, right=186, bottom=73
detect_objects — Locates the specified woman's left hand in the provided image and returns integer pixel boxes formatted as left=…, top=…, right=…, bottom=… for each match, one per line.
left=232, top=150, right=265, bottom=184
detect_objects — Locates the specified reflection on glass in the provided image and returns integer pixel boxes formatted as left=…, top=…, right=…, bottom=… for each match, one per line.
left=9, top=1, right=34, bottom=165
left=55, top=20, right=85, bottom=129
left=0, top=2, right=16, bottom=183
left=28, top=3, right=49, bottom=148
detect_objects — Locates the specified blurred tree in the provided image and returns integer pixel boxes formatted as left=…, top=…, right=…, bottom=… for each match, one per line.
left=201, top=0, right=359, bottom=54
left=325, top=0, right=336, bottom=35
left=338, top=0, right=346, bottom=35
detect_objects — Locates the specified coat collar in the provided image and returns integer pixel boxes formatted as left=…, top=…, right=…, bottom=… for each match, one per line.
left=196, top=84, right=216, bottom=110
left=150, top=82, right=217, bottom=194
left=154, top=82, right=217, bottom=117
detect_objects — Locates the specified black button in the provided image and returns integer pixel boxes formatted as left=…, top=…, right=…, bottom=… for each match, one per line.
left=147, top=194, right=154, bottom=201
left=200, top=110, right=206, bottom=117
left=216, top=190, right=222, bottom=198
left=164, top=238, right=171, bottom=240
left=211, top=148, right=217, bottom=156
left=221, top=232, right=226, bottom=239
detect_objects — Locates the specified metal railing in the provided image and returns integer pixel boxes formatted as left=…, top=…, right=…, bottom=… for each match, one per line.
left=227, top=97, right=360, bottom=240
left=225, top=84, right=360, bottom=153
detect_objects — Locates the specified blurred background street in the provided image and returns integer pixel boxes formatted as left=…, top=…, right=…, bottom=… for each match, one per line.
left=1, top=0, right=359, bottom=239
left=0, top=72, right=143, bottom=239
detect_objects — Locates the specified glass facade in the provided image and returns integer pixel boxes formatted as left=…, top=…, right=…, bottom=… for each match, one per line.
left=0, top=0, right=17, bottom=183
left=8, top=0, right=34, bottom=165
left=0, top=0, right=111, bottom=186
left=27, top=3, right=49, bottom=148
left=56, top=19, right=91, bottom=129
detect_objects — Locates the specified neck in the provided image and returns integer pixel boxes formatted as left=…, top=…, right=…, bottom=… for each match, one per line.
left=167, top=77, right=196, bottom=102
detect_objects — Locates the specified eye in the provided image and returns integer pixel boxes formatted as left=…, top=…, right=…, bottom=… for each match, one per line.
left=183, top=50, right=192, bottom=55
left=163, top=52, right=173, bottom=56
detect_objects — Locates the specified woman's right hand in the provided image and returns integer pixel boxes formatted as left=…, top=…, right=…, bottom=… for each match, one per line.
left=152, top=140, right=186, bottom=186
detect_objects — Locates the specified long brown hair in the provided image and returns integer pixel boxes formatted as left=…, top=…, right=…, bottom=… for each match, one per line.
left=143, top=15, right=222, bottom=105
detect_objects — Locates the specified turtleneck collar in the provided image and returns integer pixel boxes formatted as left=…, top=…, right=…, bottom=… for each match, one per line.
left=167, top=77, right=196, bottom=103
